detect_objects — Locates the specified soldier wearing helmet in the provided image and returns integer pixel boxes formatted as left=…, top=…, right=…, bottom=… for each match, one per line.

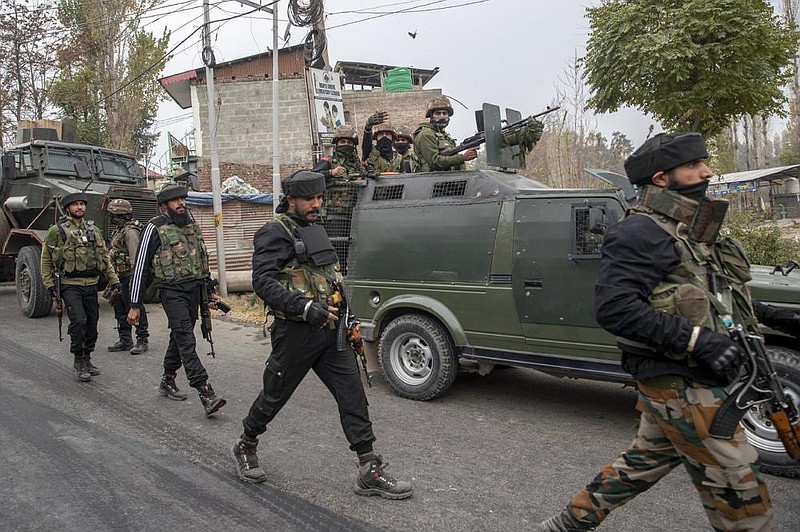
left=312, top=126, right=365, bottom=180
left=361, top=115, right=403, bottom=173
left=413, top=95, right=477, bottom=172
left=106, top=198, right=149, bottom=355
left=40, top=192, right=121, bottom=382
left=127, top=182, right=226, bottom=417
left=394, top=125, right=420, bottom=173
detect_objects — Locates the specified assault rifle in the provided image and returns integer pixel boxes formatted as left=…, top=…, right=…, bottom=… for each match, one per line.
left=48, top=245, right=63, bottom=342
left=709, top=325, right=800, bottom=460
left=200, top=279, right=232, bottom=358
left=440, top=106, right=561, bottom=157
left=330, top=280, right=372, bottom=387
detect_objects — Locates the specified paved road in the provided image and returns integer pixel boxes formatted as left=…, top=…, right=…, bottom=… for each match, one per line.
left=0, top=284, right=797, bottom=531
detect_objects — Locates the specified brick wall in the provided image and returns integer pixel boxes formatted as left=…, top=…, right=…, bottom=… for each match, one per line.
left=342, top=87, right=442, bottom=139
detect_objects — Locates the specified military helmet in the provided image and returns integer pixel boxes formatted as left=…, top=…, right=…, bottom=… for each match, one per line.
left=395, top=125, right=414, bottom=143
left=156, top=182, right=188, bottom=204
left=425, top=96, right=454, bottom=118
left=107, top=198, right=133, bottom=214
left=624, top=132, right=708, bottom=186
left=373, top=121, right=396, bottom=139
left=332, top=126, right=358, bottom=145
left=61, top=192, right=88, bottom=209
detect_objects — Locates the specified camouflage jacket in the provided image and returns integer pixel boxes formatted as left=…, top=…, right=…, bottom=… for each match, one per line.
left=413, top=122, right=465, bottom=172
left=41, top=217, right=119, bottom=288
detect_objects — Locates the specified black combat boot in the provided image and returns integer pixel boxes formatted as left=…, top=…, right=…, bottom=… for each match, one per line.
left=354, top=453, right=413, bottom=500
left=159, top=374, right=187, bottom=401
left=73, top=356, right=91, bottom=382
left=230, top=434, right=268, bottom=483
left=130, top=339, right=149, bottom=355
left=107, top=339, right=133, bottom=352
left=535, top=510, right=596, bottom=532
left=84, top=352, right=100, bottom=376
left=197, top=383, right=226, bottom=416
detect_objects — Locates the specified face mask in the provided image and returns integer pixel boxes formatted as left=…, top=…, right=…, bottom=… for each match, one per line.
left=394, top=141, right=410, bottom=154
left=668, top=180, right=709, bottom=202
left=336, top=145, right=356, bottom=159
left=377, top=137, right=394, bottom=158
left=431, top=117, right=450, bottom=130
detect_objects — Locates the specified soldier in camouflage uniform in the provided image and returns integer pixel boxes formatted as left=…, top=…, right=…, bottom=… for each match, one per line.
left=106, top=198, right=149, bottom=355
left=127, top=183, right=226, bottom=417
left=41, top=192, right=121, bottom=382
left=229, top=170, right=413, bottom=500
left=312, top=126, right=365, bottom=180
left=536, top=132, right=800, bottom=532
left=362, top=120, right=403, bottom=173
left=394, top=125, right=420, bottom=173
left=413, top=96, right=477, bottom=172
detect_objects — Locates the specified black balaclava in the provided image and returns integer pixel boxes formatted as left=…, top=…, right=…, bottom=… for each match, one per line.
left=335, top=145, right=356, bottom=160
left=394, top=140, right=411, bottom=154
left=431, top=116, right=450, bottom=131
left=669, top=179, right=709, bottom=202
left=377, top=137, right=394, bottom=159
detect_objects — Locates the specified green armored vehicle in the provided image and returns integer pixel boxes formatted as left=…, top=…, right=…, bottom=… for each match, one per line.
left=321, top=119, right=800, bottom=478
left=0, top=132, right=158, bottom=317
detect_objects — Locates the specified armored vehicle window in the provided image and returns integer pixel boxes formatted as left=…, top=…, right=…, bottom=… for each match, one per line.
left=45, top=147, right=93, bottom=176
left=99, top=153, right=140, bottom=181
left=431, top=180, right=467, bottom=198
left=372, top=184, right=404, bottom=201
left=569, top=204, right=607, bottom=259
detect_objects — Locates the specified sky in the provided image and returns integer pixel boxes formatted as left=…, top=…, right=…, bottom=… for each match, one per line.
left=149, top=0, right=659, bottom=169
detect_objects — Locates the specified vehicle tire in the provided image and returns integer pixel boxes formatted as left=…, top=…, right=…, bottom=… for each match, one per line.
left=15, top=245, right=53, bottom=318
left=740, top=345, right=800, bottom=478
left=378, top=313, right=457, bottom=401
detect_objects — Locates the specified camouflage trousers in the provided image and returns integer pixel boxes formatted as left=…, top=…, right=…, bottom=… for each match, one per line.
left=568, top=382, right=774, bottom=532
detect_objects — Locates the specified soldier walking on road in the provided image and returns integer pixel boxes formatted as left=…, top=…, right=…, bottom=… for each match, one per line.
left=230, top=170, right=413, bottom=500
left=41, top=192, right=120, bottom=382
left=535, top=133, right=800, bottom=532
left=106, top=199, right=149, bottom=355
left=413, top=96, right=477, bottom=172
left=127, top=183, right=226, bottom=417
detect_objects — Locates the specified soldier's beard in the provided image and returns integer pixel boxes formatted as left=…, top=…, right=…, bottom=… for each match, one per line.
left=168, top=207, right=192, bottom=226
left=69, top=209, right=85, bottom=219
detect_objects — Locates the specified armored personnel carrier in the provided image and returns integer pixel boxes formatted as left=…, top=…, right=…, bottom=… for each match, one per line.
left=0, top=131, right=158, bottom=317
left=319, top=104, right=800, bottom=477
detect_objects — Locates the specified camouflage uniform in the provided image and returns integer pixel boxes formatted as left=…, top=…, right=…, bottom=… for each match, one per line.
left=559, top=185, right=773, bottom=531
left=108, top=217, right=149, bottom=350
left=413, top=122, right=466, bottom=172
left=41, top=210, right=119, bottom=380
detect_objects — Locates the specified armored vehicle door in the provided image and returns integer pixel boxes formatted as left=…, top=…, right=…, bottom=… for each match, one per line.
left=511, top=194, right=624, bottom=360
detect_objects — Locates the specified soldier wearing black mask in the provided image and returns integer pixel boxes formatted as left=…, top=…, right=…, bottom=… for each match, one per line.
left=312, top=126, right=364, bottom=180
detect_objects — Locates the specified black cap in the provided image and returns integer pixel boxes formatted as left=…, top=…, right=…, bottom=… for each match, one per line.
left=282, top=170, right=325, bottom=198
left=157, top=183, right=188, bottom=204
left=61, top=192, right=88, bottom=209
left=624, top=132, right=708, bottom=185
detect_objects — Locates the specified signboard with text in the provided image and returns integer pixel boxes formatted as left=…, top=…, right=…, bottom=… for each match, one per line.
left=309, top=68, right=345, bottom=147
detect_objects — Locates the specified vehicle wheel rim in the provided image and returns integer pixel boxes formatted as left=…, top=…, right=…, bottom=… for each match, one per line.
left=389, top=332, right=433, bottom=386
left=741, top=377, right=800, bottom=454
left=19, top=265, right=32, bottom=302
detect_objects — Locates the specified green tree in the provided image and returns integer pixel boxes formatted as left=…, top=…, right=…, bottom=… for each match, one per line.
left=51, top=0, right=170, bottom=156
left=584, top=0, right=799, bottom=137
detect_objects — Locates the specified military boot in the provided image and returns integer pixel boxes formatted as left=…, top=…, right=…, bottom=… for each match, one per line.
left=130, top=339, right=149, bottom=355
left=230, top=434, right=268, bottom=483
left=354, top=454, right=413, bottom=500
left=107, top=339, right=133, bottom=352
left=159, top=374, right=187, bottom=401
left=535, top=510, right=596, bottom=532
left=73, top=356, right=91, bottom=382
left=197, top=383, right=226, bottom=416
left=84, top=352, right=100, bottom=376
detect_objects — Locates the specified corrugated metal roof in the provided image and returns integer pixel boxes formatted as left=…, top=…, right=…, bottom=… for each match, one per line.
left=709, top=165, right=800, bottom=186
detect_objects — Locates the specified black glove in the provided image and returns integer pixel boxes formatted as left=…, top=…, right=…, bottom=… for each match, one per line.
left=692, top=329, right=744, bottom=383
left=110, top=283, right=122, bottom=293
left=305, top=301, right=332, bottom=329
left=365, top=112, right=387, bottom=130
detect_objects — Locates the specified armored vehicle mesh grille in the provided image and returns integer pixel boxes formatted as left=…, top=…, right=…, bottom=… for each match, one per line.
left=574, top=208, right=603, bottom=257
left=322, top=183, right=360, bottom=275
left=372, top=184, right=404, bottom=201
left=431, top=180, right=467, bottom=198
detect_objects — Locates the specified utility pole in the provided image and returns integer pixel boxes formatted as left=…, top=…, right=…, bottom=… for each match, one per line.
left=202, top=0, right=227, bottom=296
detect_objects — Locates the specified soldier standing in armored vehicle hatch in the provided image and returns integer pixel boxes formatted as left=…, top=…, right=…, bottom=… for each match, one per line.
left=106, top=198, right=149, bottom=355
left=41, top=192, right=121, bottom=382
left=394, top=125, right=420, bottom=173
left=414, top=95, right=478, bottom=172
left=536, top=132, right=800, bottom=532
left=230, top=170, right=413, bottom=500
left=312, top=126, right=365, bottom=180
left=360, top=112, right=403, bottom=173
left=127, top=183, right=226, bottom=417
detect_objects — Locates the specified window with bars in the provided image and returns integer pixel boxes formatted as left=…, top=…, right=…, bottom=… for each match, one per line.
left=431, top=179, right=467, bottom=198
left=570, top=205, right=606, bottom=259
left=372, top=184, right=404, bottom=201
